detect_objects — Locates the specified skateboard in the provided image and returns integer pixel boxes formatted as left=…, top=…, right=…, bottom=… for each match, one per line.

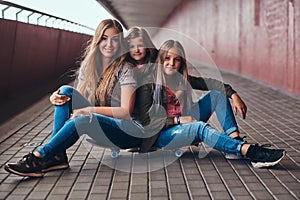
left=86, top=137, right=200, bottom=158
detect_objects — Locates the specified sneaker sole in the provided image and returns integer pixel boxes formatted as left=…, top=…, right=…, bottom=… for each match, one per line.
left=4, top=164, right=43, bottom=178
left=42, top=164, right=70, bottom=173
left=251, top=151, right=286, bottom=168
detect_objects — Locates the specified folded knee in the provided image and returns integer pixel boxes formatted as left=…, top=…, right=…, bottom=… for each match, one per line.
left=210, top=90, right=225, bottom=97
left=59, top=85, right=74, bottom=96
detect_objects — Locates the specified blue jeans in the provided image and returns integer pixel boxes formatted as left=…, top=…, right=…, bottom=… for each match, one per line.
left=189, top=90, right=238, bottom=135
left=37, top=85, right=143, bottom=160
left=154, top=121, right=244, bottom=157
left=153, top=90, right=243, bottom=157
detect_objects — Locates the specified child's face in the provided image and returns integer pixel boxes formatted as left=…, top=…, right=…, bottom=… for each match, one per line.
left=99, top=27, right=120, bottom=59
left=129, top=37, right=147, bottom=64
left=163, top=48, right=182, bottom=76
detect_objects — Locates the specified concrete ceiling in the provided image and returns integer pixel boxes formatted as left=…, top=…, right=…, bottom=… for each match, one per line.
left=96, top=0, right=182, bottom=29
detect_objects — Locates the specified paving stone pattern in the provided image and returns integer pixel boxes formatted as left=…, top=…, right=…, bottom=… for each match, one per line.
left=0, top=70, right=299, bottom=200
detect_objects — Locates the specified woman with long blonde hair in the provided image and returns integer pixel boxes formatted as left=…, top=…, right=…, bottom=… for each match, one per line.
left=76, top=19, right=126, bottom=104
left=4, top=19, right=144, bottom=178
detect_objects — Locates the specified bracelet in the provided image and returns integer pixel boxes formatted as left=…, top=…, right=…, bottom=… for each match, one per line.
left=176, top=116, right=180, bottom=125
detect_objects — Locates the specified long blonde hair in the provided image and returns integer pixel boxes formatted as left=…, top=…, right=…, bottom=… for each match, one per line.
left=76, top=19, right=126, bottom=105
left=155, top=40, right=188, bottom=87
left=154, top=40, right=192, bottom=110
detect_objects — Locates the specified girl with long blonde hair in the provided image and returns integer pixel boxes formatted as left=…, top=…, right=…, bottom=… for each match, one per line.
left=139, top=40, right=285, bottom=168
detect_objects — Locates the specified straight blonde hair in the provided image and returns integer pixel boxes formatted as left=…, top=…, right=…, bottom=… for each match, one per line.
left=154, top=40, right=192, bottom=111
left=76, top=19, right=127, bottom=105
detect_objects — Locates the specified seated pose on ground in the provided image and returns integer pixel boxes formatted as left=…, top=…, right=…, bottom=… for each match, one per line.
left=4, top=19, right=145, bottom=178
left=136, top=39, right=285, bottom=168
left=125, top=27, right=248, bottom=158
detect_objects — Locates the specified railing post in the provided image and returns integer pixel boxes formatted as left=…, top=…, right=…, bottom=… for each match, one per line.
left=16, top=9, right=22, bottom=21
left=1, top=6, right=9, bottom=18
left=37, top=14, right=42, bottom=25
left=27, top=12, right=33, bottom=23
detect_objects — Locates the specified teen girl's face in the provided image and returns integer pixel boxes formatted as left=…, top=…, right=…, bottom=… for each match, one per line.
left=99, top=27, right=120, bottom=59
left=128, top=37, right=147, bottom=64
left=163, top=47, right=182, bottom=76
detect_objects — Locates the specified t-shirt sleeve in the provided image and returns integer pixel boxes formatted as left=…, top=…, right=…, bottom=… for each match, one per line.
left=118, top=63, right=137, bottom=87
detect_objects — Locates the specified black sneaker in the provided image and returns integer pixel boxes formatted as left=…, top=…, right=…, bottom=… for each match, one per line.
left=225, top=136, right=247, bottom=160
left=4, top=152, right=44, bottom=177
left=246, top=144, right=285, bottom=168
left=42, top=152, right=69, bottom=172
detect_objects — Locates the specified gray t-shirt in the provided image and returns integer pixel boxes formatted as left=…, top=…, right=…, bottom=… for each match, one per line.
left=76, top=63, right=136, bottom=106
left=108, top=63, right=136, bottom=107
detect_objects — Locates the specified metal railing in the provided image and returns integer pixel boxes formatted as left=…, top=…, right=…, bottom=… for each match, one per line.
left=0, top=1, right=95, bottom=35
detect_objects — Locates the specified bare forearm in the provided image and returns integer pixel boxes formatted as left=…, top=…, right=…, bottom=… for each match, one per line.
left=89, top=106, right=132, bottom=119
left=231, top=93, right=247, bottom=119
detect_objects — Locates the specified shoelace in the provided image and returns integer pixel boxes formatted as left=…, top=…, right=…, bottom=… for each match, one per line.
left=262, top=144, right=272, bottom=148
left=20, top=153, right=41, bottom=168
left=20, top=153, right=32, bottom=163
left=253, top=143, right=272, bottom=148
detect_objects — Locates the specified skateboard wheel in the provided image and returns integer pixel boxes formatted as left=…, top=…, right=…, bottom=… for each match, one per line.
left=175, top=149, right=183, bottom=157
left=111, top=150, right=120, bottom=158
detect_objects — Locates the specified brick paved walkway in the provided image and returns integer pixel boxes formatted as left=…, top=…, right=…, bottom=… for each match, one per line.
left=0, top=68, right=299, bottom=200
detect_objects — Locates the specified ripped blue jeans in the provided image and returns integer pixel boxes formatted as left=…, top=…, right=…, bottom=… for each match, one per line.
left=36, top=85, right=143, bottom=160
left=37, top=86, right=242, bottom=159
left=189, top=90, right=239, bottom=135
left=154, top=90, right=243, bottom=156
left=154, top=121, right=244, bottom=157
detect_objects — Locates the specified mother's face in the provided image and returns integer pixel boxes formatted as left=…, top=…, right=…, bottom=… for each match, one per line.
left=99, top=27, right=120, bottom=59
